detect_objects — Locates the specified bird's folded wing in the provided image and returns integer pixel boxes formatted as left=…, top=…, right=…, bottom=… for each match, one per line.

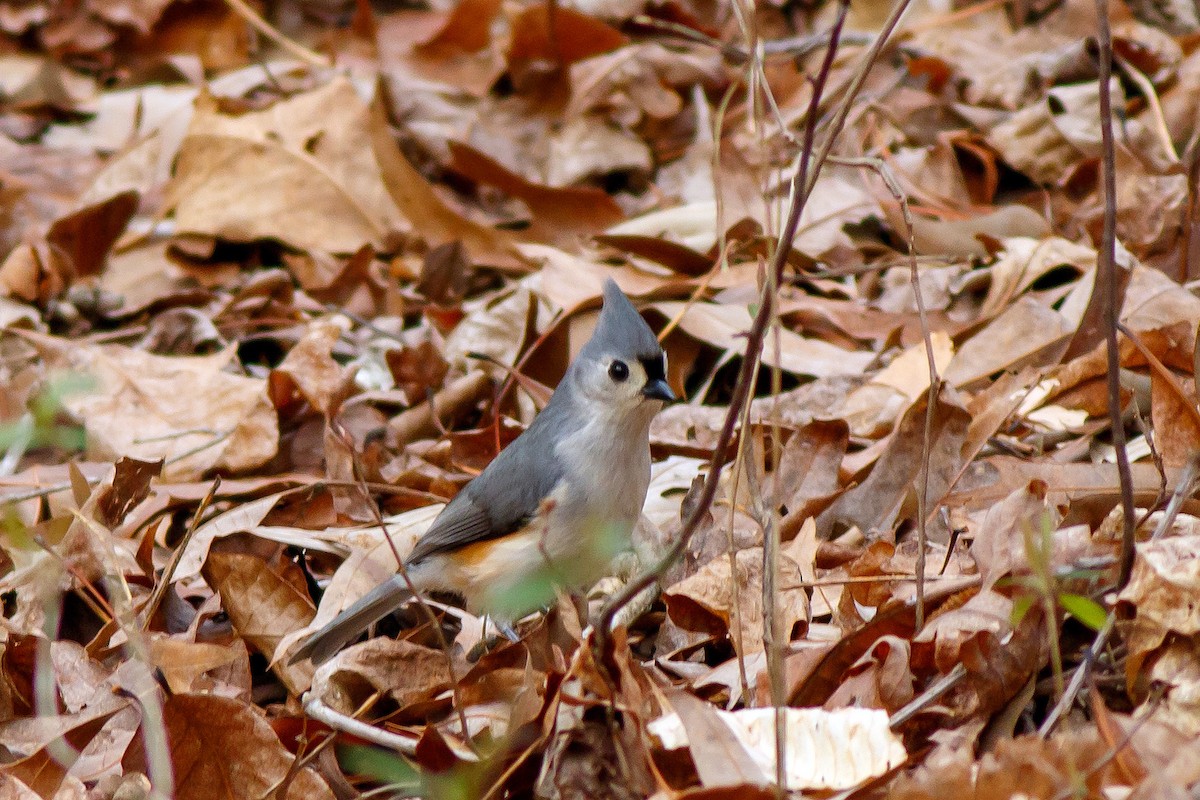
left=404, top=492, right=503, bottom=564
left=406, top=419, right=567, bottom=564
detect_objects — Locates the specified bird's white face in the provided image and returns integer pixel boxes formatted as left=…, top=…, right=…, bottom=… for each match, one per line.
left=573, top=351, right=671, bottom=418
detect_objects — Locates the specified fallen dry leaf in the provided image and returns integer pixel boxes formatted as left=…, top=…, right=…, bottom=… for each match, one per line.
left=167, top=79, right=407, bottom=255
left=664, top=547, right=809, bottom=657
left=43, top=339, right=278, bottom=480
left=1118, top=534, right=1200, bottom=678
left=5, top=0, right=1200, bottom=795
left=127, top=693, right=335, bottom=800
left=310, top=637, right=452, bottom=715
left=650, top=705, right=906, bottom=791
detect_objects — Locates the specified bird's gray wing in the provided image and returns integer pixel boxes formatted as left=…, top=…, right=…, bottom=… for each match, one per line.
left=404, top=491, right=497, bottom=564
left=405, top=401, right=569, bottom=565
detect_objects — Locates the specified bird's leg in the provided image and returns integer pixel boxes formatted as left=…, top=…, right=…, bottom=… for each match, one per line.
left=467, top=615, right=521, bottom=660
left=483, top=613, right=519, bottom=643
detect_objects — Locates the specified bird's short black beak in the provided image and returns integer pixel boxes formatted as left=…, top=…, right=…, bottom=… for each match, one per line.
left=642, top=378, right=676, bottom=403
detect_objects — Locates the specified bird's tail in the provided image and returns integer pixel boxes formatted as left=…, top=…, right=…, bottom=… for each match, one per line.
left=290, top=575, right=413, bottom=666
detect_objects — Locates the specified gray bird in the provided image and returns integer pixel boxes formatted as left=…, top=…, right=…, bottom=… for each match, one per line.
left=293, top=280, right=675, bottom=664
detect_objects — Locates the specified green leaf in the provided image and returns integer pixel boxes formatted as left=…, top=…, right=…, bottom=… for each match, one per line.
left=486, top=567, right=557, bottom=618
left=1058, top=593, right=1108, bottom=631
left=483, top=520, right=629, bottom=618
left=1011, top=593, right=1036, bottom=626
left=338, top=744, right=420, bottom=789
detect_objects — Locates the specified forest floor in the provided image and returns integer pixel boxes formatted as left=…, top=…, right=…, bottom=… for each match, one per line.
left=1, top=0, right=1199, bottom=797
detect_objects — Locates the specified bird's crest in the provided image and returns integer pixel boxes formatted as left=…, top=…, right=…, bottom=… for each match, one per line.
left=584, top=279, right=661, bottom=360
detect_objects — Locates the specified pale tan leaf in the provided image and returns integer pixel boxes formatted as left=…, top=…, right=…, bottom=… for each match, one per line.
left=1118, top=535, right=1200, bottom=668
left=310, top=637, right=452, bottom=715
left=48, top=341, right=277, bottom=480
left=664, top=547, right=809, bottom=657
left=649, top=706, right=906, bottom=791
left=841, top=332, right=953, bottom=436
left=167, top=79, right=407, bottom=254
left=667, top=691, right=768, bottom=788
left=649, top=301, right=874, bottom=379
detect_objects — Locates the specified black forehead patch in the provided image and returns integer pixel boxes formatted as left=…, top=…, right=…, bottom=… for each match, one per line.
left=640, top=354, right=666, bottom=381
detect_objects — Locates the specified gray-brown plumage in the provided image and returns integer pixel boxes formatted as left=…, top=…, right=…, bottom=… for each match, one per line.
left=292, top=280, right=674, bottom=665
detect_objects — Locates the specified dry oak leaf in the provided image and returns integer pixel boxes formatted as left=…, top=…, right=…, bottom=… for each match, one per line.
left=310, top=637, right=453, bottom=715
left=202, top=535, right=316, bottom=694
left=664, top=547, right=809, bottom=657
left=1143, top=636, right=1200, bottom=737
left=144, top=693, right=334, bottom=800
left=1118, top=534, right=1200, bottom=675
left=269, top=317, right=355, bottom=417
left=166, top=78, right=408, bottom=255
left=45, top=340, right=277, bottom=481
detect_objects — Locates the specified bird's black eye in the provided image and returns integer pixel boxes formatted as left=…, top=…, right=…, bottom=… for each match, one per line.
left=608, top=360, right=629, bottom=382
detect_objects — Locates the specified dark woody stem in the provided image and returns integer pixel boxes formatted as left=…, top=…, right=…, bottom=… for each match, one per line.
left=594, top=0, right=916, bottom=667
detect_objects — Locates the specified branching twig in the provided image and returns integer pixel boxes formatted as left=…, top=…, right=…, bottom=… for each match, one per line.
left=596, top=0, right=918, bottom=666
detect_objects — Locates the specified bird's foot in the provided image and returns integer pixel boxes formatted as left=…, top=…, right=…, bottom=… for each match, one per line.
left=466, top=619, right=523, bottom=661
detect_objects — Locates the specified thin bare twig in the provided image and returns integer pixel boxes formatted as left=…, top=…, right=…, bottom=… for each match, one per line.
left=731, top=7, right=795, bottom=789
left=888, top=662, right=968, bottom=729
left=302, top=692, right=421, bottom=755
left=829, top=154, right=936, bottom=631
left=1093, top=0, right=1137, bottom=588
left=1150, top=453, right=1200, bottom=541
left=596, top=0, right=911, bottom=665
left=1038, top=613, right=1116, bottom=737
left=726, top=433, right=753, bottom=705
left=223, top=0, right=331, bottom=67
left=629, top=15, right=870, bottom=64
left=140, top=477, right=221, bottom=630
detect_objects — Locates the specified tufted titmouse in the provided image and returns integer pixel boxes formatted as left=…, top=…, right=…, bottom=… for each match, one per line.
left=293, top=280, right=675, bottom=664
